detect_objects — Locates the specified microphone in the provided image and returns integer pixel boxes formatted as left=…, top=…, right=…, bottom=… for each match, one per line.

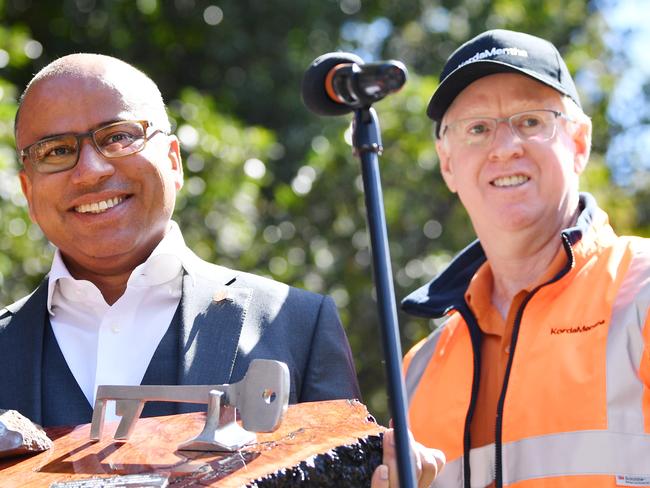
left=302, top=52, right=407, bottom=116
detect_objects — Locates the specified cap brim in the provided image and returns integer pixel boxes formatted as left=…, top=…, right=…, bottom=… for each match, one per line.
left=427, top=60, right=574, bottom=122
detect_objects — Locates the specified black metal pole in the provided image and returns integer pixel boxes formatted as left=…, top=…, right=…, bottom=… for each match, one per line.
left=353, top=107, right=416, bottom=488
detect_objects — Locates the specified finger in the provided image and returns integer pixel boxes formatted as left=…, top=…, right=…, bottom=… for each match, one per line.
left=432, top=448, right=446, bottom=475
left=409, top=430, right=423, bottom=481
left=417, top=443, right=446, bottom=488
left=371, top=464, right=390, bottom=488
left=382, top=429, right=400, bottom=487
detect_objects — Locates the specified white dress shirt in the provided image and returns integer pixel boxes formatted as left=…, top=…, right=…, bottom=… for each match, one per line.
left=47, top=221, right=191, bottom=419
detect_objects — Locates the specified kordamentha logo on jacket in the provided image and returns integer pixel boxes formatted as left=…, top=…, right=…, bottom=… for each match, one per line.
left=550, top=319, right=605, bottom=335
left=456, top=46, right=529, bottom=70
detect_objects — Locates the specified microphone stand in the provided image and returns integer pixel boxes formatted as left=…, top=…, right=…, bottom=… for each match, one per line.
left=352, top=106, right=417, bottom=488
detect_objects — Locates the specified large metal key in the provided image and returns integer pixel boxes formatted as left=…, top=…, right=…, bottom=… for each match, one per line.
left=89, top=359, right=289, bottom=451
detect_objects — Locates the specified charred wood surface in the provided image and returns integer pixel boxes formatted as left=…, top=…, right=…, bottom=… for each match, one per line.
left=0, top=399, right=385, bottom=487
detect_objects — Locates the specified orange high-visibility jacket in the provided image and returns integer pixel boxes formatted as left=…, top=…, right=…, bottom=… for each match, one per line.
left=402, top=194, right=650, bottom=488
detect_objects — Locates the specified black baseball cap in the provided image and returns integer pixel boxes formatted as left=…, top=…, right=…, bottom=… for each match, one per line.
left=428, top=29, right=581, bottom=134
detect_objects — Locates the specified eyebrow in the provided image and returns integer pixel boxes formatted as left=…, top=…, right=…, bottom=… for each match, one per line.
left=31, top=118, right=131, bottom=143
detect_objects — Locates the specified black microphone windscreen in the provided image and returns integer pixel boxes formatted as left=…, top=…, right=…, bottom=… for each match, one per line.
left=301, top=52, right=364, bottom=116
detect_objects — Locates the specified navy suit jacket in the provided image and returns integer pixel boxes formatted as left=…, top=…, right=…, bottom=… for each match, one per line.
left=0, top=249, right=360, bottom=426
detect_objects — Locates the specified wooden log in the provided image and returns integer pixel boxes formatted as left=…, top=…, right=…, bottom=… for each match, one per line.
left=0, top=399, right=385, bottom=487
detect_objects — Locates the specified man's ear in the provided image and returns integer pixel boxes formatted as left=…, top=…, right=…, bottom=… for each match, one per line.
left=18, top=169, right=38, bottom=223
left=571, top=117, right=592, bottom=176
left=436, top=138, right=457, bottom=193
left=167, top=135, right=184, bottom=191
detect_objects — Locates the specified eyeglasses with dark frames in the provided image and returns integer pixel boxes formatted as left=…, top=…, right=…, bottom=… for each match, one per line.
left=19, top=120, right=163, bottom=174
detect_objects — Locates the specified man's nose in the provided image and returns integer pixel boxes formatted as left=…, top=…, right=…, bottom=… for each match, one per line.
left=70, top=138, right=115, bottom=185
left=487, top=120, right=524, bottom=160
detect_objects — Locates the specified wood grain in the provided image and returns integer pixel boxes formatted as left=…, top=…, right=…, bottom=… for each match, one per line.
left=0, top=399, right=385, bottom=487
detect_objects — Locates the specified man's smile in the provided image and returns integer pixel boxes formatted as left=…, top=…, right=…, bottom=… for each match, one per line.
left=491, top=174, right=530, bottom=188
left=74, top=196, right=127, bottom=214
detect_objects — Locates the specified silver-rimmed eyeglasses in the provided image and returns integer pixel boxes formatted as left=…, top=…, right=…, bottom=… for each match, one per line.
left=441, top=109, right=574, bottom=147
left=20, top=120, right=163, bottom=174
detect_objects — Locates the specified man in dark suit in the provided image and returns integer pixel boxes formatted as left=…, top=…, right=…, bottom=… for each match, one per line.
left=0, top=53, right=360, bottom=427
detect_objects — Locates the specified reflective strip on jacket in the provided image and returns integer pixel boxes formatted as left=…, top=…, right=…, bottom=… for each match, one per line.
left=401, top=193, right=650, bottom=488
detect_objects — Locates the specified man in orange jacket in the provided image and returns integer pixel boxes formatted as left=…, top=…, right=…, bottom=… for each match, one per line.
left=372, top=29, right=650, bottom=487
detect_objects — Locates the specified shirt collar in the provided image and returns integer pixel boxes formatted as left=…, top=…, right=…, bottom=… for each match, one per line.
left=464, top=245, right=568, bottom=335
left=402, top=192, right=601, bottom=319
left=46, top=220, right=195, bottom=314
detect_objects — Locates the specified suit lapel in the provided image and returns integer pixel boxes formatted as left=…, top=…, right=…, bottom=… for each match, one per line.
left=178, top=260, right=251, bottom=388
left=3, top=251, right=254, bottom=421
left=1, top=279, right=48, bottom=423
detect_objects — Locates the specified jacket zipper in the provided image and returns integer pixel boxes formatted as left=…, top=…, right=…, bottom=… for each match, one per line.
left=460, top=304, right=484, bottom=488
left=494, top=235, right=575, bottom=487
left=493, top=291, right=532, bottom=488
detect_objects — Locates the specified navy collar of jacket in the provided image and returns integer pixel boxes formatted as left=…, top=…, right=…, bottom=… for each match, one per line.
left=401, top=192, right=598, bottom=318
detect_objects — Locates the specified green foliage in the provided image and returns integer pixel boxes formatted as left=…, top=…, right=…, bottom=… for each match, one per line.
left=0, top=30, right=53, bottom=301
left=0, top=0, right=646, bottom=424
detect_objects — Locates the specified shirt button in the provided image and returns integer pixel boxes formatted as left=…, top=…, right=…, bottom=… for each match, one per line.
left=110, top=325, right=121, bottom=334
left=505, top=345, right=511, bottom=354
